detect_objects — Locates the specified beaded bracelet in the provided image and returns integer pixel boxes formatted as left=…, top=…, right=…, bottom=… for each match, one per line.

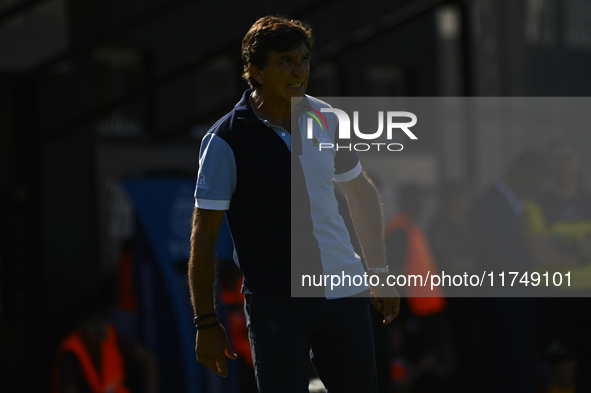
left=195, top=321, right=220, bottom=331
left=193, top=313, right=217, bottom=325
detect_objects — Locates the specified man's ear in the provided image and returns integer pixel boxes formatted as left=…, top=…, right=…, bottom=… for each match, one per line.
left=248, top=64, right=264, bottom=86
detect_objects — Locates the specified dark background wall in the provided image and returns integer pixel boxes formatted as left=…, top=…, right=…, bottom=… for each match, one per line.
left=1, top=0, right=591, bottom=391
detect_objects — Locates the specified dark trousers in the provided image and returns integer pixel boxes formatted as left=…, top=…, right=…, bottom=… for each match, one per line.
left=244, top=291, right=377, bottom=393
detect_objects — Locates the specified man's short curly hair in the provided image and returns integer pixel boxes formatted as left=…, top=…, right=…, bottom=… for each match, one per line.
left=241, top=15, right=313, bottom=89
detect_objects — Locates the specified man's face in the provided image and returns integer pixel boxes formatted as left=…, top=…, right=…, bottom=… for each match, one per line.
left=257, top=42, right=310, bottom=105
left=549, top=144, right=579, bottom=184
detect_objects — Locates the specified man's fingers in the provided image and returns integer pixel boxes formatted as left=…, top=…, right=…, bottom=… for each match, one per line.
left=225, top=343, right=238, bottom=360
left=218, top=358, right=228, bottom=378
left=208, top=358, right=221, bottom=374
left=391, top=298, right=401, bottom=319
left=195, top=328, right=237, bottom=378
left=382, top=297, right=394, bottom=324
left=372, top=299, right=384, bottom=313
left=391, top=305, right=400, bottom=320
left=199, top=354, right=232, bottom=376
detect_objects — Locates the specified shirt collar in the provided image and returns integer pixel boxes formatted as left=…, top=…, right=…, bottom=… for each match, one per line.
left=294, top=95, right=311, bottom=112
left=234, top=89, right=312, bottom=126
left=234, top=89, right=261, bottom=126
left=495, top=179, right=523, bottom=216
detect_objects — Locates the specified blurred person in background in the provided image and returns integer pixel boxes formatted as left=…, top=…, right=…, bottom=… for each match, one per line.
left=429, top=182, right=475, bottom=276
left=472, top=151, right=549, bottom=393
left=524, top=138, right=591, bottom=393
left=218, top=261, right=258, bottom=393
left=51, top=297, right=157, bottom=393
left=428, top=181, right=477, bottom=392
left=107, top=243, right=158, bottom=393
left=110, top=239, right=138, bottom=340
left=385, top=183, right=457, bottom=393
left=189, top=15, right=399, bottom=393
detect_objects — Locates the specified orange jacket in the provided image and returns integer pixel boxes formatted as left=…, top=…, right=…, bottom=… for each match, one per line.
left=385, top=213, right=446, bottom=317
left=52, top=324, right=130, bottom=393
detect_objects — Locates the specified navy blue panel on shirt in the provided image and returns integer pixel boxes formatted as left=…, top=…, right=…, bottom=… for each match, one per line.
left=207, top=91, right=292, bottom=297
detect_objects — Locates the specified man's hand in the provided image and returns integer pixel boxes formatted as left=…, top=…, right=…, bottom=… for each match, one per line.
left=195, top=324, right=238, bottom=377
left=369, top=273, right=401, bottom=324
left=189, top=208, right=237, bottom=376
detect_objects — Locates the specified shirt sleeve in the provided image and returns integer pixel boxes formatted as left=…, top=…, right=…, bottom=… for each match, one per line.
left=332, top=123, right=362, bottom=182
left=194, top=133, right=237, bottom=210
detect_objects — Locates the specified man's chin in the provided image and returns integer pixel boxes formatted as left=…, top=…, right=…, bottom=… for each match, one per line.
left=291, top=90, right=307, bottom=102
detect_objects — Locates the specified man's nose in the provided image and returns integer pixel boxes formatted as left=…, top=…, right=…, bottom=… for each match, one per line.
left=293, top=60, right=307, bottom=77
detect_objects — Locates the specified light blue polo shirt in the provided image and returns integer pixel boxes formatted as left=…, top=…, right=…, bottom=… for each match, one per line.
left=194, top=90, right=368, bottom=298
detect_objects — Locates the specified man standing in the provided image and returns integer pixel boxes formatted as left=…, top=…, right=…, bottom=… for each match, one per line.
left=188, top=15, right=399, bottom=392
left=385, top=184, right=455, bottom=393
left=472, top=151, right=549, bottom=393
left=524, top=139, right=591, bottom=393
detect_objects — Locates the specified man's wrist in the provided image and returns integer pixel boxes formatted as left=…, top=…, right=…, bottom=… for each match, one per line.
left=195, top=320, right=220, bottom=331
left=193, top=312, right=217, bottom=325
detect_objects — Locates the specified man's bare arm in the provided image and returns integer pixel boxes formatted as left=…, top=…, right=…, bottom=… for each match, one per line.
left=338, top=172, right=386, bottom=269
left=338, top=172, right=400, bottom=324
left=188, top=207, right=237, bottom=377
left=188, top=207, right=225, bottom=315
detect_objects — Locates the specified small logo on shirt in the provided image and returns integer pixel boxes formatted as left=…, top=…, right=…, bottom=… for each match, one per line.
left=303, top=106, right=328, bottom=130
left=312, top=131, right=329, bottom=147
left=197, top=173, right=208, bottom=190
